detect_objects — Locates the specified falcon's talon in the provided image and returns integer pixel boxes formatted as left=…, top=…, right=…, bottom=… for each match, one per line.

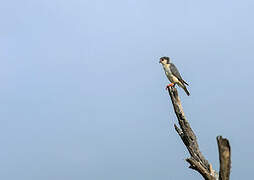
left=165, top=83, right=174, bottom=90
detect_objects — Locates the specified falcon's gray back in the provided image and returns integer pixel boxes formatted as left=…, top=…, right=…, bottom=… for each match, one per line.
left=169, top=63, right=183, bottom=80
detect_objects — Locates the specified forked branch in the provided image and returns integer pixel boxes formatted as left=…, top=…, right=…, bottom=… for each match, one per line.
left=167, top=87, right=231, bottom=180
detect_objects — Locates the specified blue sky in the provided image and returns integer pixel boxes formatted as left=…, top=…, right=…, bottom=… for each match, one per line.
left=0, top=0, right=254, bottom=179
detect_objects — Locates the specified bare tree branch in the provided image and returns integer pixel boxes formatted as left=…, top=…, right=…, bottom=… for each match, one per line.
left=217, top=136, right=231, bottom=180
left=167, top=86, right=231, bottom=180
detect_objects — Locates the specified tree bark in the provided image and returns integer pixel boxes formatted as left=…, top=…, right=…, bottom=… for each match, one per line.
left=167, top=86, right=231, bottom=180
left=217, top=136, right=231, bottom=180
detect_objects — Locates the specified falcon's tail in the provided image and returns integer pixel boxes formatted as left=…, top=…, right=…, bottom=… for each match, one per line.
left=182, top=79, right=189, bottom=86
left=179, top=83, right=190, bottom=96
left=183, top=86, right=190, bottom=96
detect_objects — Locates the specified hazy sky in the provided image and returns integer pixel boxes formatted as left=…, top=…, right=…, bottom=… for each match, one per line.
left=1, top=0, right=254, bottom=179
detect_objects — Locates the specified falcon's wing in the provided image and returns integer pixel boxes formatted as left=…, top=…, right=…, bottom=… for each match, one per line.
left=170, top=63, right=189, bottom=86
left=170, top=63, right=182, bottom=80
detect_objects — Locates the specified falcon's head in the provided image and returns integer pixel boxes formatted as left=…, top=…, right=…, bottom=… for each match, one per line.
left=159, top=57, right=170, bottom=65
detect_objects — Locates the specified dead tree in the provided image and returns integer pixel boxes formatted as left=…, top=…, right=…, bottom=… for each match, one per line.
left=167, top=86, right=231, bottom=180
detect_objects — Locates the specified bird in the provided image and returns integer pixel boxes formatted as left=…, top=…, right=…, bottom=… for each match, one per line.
left=159, top=56, right=190, bottom=96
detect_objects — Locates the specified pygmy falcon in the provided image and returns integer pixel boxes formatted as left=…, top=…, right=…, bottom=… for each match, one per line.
left=159, top=56, right=190, bottom=96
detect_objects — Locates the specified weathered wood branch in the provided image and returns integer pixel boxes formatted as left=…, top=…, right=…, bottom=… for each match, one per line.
left=217, top=136, right=231, bottom=180
left=167, top=86, right=231, bottom=180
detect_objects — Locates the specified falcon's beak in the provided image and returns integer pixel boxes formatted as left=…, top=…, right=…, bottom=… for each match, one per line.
left=159, top=59, right=162, bottom=63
